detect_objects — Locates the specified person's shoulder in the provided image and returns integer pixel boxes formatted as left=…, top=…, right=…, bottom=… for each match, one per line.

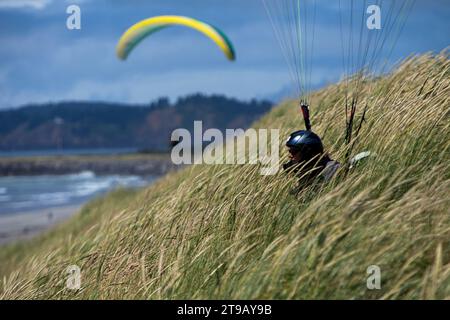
left=321, top=160, right=341, bottom=182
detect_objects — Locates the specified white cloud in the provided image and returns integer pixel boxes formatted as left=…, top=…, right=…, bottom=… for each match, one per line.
left=0, top=64, right=346, bottom=108
left=0, top=68, right=287, bottom=108
left=53, top=69, right=290, bottom=104
left=0, top=0, right=52, bottom=9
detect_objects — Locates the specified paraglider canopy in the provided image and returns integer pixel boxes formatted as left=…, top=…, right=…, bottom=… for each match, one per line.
left=116, top=15, right=236, bottom=61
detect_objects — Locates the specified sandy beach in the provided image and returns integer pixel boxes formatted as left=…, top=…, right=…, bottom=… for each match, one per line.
left=0, top=205, right=81, bottom=245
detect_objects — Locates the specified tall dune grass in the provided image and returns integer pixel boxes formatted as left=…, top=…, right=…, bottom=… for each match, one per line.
left=1, top=52, right=449, bottom=299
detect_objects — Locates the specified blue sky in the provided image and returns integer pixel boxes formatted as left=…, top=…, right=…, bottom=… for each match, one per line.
left=0, top=0, right=448, bottom=109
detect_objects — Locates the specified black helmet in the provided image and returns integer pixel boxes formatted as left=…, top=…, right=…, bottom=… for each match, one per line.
left=286, top=130, right=324, bottom=160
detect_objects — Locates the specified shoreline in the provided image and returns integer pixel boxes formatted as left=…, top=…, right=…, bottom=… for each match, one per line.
left=0, top=205, right=81, bottom=245
left=0, top=153, right=176, bottom=246
left=0, top=153, right=177, bottom=176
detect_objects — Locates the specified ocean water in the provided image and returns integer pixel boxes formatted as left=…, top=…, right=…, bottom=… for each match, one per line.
left=0, top=171, right=155, bottom=215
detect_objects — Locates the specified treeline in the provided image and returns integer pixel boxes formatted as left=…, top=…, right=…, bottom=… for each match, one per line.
left=0, top=94, right=273, bottom=151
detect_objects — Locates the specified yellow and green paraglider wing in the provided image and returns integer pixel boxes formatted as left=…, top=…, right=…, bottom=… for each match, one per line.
left=116, top=15, right=236, bottom=61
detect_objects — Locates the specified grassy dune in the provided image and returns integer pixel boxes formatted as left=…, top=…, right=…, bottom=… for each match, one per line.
left=1, top=52, right=449, bottom=299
